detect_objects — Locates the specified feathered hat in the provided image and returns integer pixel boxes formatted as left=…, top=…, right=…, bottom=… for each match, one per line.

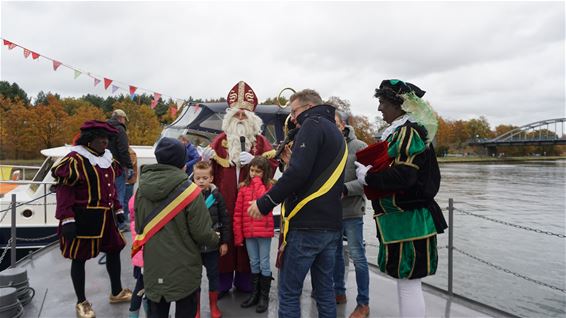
left=226, top=81, right=258, bottom=112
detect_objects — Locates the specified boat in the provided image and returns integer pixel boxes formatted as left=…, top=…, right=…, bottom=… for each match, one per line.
left=0, top=102, right=290, bottom=270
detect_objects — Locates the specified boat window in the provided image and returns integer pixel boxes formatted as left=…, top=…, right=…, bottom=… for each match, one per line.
left=263, top=123, right=277, bottom=145
left=161, top=127, right=187, bottom=140
left=199, top=113, right=224, bottom=131
left=30, top=157, right=55, bottom=192
left=172, top=105, right=202, bottom=127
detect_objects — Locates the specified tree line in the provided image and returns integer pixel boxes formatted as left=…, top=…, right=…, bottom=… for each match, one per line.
left=0, top=81, right=562, bottom=160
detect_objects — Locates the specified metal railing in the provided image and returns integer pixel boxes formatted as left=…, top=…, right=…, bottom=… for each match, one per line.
left=0, top=187, right=57, bottom=268
left=445, top=198, right=565, bottom=294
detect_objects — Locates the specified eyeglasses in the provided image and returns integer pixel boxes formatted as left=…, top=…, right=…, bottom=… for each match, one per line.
left=290, top=104, right=310, bottom=118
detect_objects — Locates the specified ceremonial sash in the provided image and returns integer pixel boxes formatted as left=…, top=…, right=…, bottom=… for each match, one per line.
left=131, top=181, right=201, bottom=257
left=277, top=140, right=348, bottom=267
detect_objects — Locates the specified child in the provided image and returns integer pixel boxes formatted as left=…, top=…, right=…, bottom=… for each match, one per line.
left=193, top=161, right=231, bottom=318
left=128, top=193, right=147, bottom=318
left=233, top=156, right=275, bottom=314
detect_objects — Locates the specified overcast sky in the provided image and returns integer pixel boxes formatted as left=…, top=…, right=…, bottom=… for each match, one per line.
left=1, top=1, right=564, bottom=129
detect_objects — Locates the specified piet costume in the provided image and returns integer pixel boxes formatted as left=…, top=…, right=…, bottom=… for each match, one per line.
left=208, top=81, right=277, bottom=291
left=52, top=120, right=126, bottom=260
left=360, top=80, right=447, bottom=279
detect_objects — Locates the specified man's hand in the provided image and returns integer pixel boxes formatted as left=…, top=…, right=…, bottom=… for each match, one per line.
left=116, top=210, right=126, bottom=224
left=247, top=200, right=263, bottom=220
left=127, top=168, right=134, bottom=180
left=280, top=144, right=292, bottom=165
left=201, top=147, right=216, bottom=162
left=61, top=220, right=77, bottom=241
left=219, top=243, right=228, bottom=256
left=354, top=161, right=372, bottom=186
left=240, top=151, right=254, bottom=165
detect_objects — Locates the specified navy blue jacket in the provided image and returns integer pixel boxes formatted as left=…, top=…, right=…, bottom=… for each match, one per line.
left=256, top=105, right=344, bottom=231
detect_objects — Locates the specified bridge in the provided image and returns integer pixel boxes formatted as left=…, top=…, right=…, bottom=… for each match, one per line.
left=469, top=118, right=566, bottom=155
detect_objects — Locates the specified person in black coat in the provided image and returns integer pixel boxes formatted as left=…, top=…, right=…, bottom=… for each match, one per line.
left=192, top=161, right=232, bottom=318
left=248, top=89, right=346, bottom=318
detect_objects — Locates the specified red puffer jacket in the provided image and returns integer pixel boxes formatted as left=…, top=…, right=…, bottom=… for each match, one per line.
left=233, top=176, right=274, bottom=246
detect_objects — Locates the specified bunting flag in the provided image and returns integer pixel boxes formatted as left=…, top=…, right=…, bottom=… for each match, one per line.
left=1, top=37, right=186, bottom=107
left=151, top=92, right=161, bottom=109
left=103, top=78, right=112, bottom=90
left=170, top=106, right=178, bottom=117
left=52, top=60, right=62, bottom=71
left=3, top=39, right=16, bottom=50
left=129, top=85, right=137, bottom=99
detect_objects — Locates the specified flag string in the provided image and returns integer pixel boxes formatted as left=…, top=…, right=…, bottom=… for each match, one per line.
left=1, top=37, right=187, bottom=108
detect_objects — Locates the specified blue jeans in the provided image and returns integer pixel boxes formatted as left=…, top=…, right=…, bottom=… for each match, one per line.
left=245, top=237, right=272, bottom=276
left=115, top=172, right=126, bottom=210
left=278, top=229, right=340, bottom=318
left=201, top=251, right=220, bottom=291
left=334, top=217, right=370, bottom=305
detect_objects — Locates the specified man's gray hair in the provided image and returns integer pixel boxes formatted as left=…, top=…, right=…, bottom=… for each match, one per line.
left=290, top=89, right=323, bottom=106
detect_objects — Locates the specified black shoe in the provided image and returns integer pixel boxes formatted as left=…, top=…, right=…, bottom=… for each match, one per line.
left=241, top=273, right=260, bottom=308
left=255, top=275, right=273, bottom=313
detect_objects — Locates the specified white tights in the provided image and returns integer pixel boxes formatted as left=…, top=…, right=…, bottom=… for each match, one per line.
left=397, top=278, right=425, bottom=318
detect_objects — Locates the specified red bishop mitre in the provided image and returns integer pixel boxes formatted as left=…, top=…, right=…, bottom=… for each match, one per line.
left=227, top=81, right=258, bottom=112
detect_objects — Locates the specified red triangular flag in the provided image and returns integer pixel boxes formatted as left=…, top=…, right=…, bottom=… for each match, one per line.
left=3, top=39, right=12, bottom=46
left=23, top=48, right=30, bottom=58
left=150, top=92, right=161, bottom=109
left=170, top=106, right=178, bottom=117
left=129, top=86, right=137, bottom=97
left=104, top=78, right=112, bottom=90
left=52, top=60, right=62, bottom=71
left=31, top=52, right=40, bottom=60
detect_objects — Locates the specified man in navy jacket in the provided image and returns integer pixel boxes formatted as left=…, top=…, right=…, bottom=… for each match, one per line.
left=249, top=89, right=345, bottom=318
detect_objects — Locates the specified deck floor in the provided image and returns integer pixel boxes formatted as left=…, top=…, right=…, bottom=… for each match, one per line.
left=15, top=234, right=499, bottom=318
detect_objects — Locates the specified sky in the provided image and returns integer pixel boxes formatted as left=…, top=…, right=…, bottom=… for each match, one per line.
left=0, top=0, right=564, bottom=129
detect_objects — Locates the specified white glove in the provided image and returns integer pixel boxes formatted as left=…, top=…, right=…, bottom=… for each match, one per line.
left=354, top=161, right=372, bottom=186
left=240, top=151, right=254, bottom=165
left=201, top=147, right=216, bottom=162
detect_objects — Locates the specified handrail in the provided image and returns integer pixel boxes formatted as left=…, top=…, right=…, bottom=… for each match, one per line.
left=0, top=165, right=41, bottom=170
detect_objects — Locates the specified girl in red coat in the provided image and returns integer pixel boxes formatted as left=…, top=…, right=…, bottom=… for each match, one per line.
left=233, top=156, right=274, bottom=313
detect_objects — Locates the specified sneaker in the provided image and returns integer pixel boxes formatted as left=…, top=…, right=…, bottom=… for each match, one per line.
left=336, top=294, right=347, bottom=304
left=109, top=288, right=133, bottom=303
left=76, top=300, right=96, bottom=318
left=349, top=304, right=370, bottom=318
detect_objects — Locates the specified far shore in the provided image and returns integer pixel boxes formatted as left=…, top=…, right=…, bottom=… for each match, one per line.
left=437, top=155, right=566, bottom=163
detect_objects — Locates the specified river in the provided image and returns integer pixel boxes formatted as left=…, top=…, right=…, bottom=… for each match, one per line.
left=362, top=160, right=566, bottom=317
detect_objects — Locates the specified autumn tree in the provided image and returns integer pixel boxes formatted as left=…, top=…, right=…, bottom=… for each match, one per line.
left=1, top=98, right=35, bottom=159
left=351, top=115, right=377, bottom=145
left=29, top=94, right=70, bottom=150
left=61, top=99, right=106, bottom=144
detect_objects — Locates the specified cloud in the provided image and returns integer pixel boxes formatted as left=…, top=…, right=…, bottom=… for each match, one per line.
left=0, top=1, right=563, bottom=129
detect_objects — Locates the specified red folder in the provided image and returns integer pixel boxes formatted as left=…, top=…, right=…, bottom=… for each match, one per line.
left=355, top=141, right=394, bottom=200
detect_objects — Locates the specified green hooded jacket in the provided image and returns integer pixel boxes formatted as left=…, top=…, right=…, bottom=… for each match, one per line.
left=134, top=163, right=219, bottom=302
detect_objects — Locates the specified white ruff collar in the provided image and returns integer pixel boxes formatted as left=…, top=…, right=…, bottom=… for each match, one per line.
left=71, top=145, right=114, bottom=169
left=381, top=114, right=410, bottom=142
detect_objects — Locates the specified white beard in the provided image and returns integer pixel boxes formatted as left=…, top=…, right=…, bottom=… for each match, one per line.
left=222, top=108, right=263, bottom=166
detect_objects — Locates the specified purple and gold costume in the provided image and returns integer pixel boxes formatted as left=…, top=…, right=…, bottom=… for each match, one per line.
left=53, top=147, right=126, bottom=260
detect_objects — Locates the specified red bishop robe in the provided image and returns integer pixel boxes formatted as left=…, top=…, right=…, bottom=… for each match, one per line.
left=209, top=132, right=277, bottom=273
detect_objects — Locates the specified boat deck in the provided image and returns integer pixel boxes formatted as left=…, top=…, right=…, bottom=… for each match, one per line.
left=15, top=234, right=504, bottom=317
